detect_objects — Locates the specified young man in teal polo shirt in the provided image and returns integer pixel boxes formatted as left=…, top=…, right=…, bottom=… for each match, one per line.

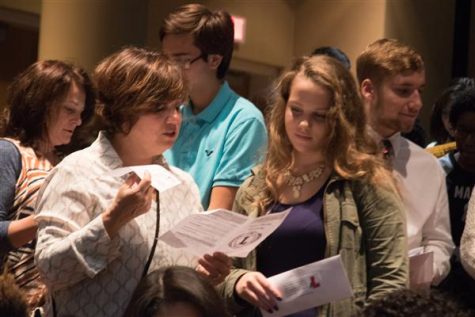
left=160, top=4, right=267, bottom=210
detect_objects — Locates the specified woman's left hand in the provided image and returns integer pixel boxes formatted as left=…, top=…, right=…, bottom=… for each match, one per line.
left=196, top=252, right=232, bottom=285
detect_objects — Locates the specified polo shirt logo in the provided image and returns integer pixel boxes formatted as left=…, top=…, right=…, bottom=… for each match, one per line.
left=205, top=150, right=213, bottom=156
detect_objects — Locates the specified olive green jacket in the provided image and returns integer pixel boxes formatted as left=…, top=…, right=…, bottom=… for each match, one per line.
left=220, top=167, right=408, bottom=317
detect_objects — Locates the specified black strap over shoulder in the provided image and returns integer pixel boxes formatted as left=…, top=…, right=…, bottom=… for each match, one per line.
left=142, top=191, right=160, bottom=278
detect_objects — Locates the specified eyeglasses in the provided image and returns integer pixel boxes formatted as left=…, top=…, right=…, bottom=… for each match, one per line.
left=173, top=53, right=206, bottom=70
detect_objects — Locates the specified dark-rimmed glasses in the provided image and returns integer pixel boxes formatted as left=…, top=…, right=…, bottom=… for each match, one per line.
left=174, top=53, right=206, bottom=70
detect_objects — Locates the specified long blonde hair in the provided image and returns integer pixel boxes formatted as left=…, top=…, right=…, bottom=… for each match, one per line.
left=257, top=55, right=395, bottom=214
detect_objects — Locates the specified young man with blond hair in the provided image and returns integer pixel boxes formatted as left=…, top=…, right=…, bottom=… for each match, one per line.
left=357, top=38, right=454, bottom=285
left=160, top=4, right=267, bottom=210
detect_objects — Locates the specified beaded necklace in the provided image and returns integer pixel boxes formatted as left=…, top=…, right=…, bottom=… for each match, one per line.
left=284, top=164, right=326, bottom=199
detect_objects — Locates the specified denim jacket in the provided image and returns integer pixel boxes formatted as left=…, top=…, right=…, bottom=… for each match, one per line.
left=220, top=167, right=408, bottom=317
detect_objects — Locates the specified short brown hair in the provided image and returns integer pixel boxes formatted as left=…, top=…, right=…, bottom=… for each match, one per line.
left=356, top=38, right=424, bottom=84
left=1, top=60, right=95, bottom=150
left=94, top=47, right=187, bottom=134
left=159, top=3, right=234, bottom=80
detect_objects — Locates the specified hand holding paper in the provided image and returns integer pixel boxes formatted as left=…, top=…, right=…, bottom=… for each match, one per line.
left=102, top=171, right=154, bottom=238
left=111, top=164, right=181, bottom=192
left=159, top=208, right=291, bottom=257
left=235, top=271, right=283, bottom=313
left=409, top=247, right=433, bottom=290
left=260, top=255, right=352, bottom=317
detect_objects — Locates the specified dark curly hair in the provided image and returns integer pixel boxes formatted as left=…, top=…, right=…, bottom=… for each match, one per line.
left=358, top=289, right=473, bottom=317
left=127, top=266, right=230, bottom=317
left=430, top=77, right=475, bottom=144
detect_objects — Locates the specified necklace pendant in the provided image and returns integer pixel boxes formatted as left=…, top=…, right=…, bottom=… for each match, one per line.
left=285, top=164, right=326, bottom=200
left=292, top=186, right=301, bottom=199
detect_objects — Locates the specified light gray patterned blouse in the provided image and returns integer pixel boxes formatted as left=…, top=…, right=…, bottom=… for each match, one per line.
left=34, top=132, right=202, bottom=317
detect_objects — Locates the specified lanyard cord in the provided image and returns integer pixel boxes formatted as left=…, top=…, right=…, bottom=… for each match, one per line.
left=142, top=191, right=160, bottom=278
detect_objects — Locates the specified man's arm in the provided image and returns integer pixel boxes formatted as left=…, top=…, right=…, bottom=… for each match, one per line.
left=208, top=186, right=238, bottom=210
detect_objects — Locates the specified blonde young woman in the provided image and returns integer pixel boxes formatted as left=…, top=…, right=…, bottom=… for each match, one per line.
left=221, top=56, right=408, bottom=317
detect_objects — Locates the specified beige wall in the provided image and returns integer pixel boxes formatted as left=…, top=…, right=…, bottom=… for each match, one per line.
left=0, top=0, right=40, bottom=14
left=385, top=0, right=455, bottom=129
left=148, top=0, right=294, bottom=68
left=39, top=0, right=148, bottom=72
left=294, top=0, right=386, bottom=72
left=206, top=0, right=295, bottom=68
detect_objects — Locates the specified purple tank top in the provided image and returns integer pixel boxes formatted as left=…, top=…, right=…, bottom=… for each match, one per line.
left=257, top=184, right=327, bottom=317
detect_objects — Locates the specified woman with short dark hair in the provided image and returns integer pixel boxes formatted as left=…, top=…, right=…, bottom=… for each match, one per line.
left=34, top=47, right=230, bottom=317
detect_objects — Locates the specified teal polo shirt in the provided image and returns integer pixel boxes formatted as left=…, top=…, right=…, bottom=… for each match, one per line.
left=164, top=82, right=267, bottom=209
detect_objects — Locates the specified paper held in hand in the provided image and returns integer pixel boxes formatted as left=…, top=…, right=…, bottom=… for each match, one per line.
left=409, top=247, right=433, bottom=290
left=111, top=164, right=181, bottom=192
left=159, top=208, right=291, bottom=257
left=261, top=255, right=353, bottom=317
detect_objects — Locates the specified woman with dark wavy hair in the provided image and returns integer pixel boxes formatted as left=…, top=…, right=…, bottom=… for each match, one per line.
left=221, top=55, right=408, bottom=317
left=0, top=60, right=95, bottom=313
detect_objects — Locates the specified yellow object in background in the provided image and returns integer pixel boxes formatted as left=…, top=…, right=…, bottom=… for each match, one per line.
left=426, top=142, right=457, bottom=158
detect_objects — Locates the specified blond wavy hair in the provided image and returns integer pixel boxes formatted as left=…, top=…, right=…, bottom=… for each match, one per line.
left=257, top=55, right=396, bottom=215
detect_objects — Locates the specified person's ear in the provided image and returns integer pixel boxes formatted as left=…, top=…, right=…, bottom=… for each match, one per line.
left=207, top=54, right=223, bottom=70
left=360, top=79, right=376, bottom=103
left=120, top=120, right=132, bottom=135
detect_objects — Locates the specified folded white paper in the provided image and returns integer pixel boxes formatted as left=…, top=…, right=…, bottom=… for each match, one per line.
left=159, top=208, right=291, bottom=257
left=261, top=255, right=353, bottom=317
left=111, top=164, right=181, bottom=192
left=409, top=247, right=433, bottom=289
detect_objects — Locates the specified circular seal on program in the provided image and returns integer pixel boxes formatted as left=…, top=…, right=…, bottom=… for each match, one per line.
left=228, top=232, right=262, bottom=248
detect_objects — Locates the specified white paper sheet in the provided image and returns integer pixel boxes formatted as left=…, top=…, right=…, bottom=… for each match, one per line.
left=408, top=247, right=433, bottom=290
left=261, top=255, right=353, bottom=317
left=111, top=164, right=181, bottom=192
left=159, top=208, right=291, bottom=257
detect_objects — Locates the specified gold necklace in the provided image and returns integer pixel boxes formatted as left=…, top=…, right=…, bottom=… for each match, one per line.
left=284, top=164, right=326, bottom=199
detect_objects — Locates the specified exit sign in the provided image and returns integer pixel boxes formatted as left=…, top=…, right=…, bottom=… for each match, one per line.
left=232, top=15, right=246, bottom=44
